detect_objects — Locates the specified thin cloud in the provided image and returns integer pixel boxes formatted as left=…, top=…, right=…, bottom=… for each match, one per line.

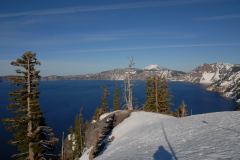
left=196, top=14, right=240, bottom=21
left=0, top=30, right=195, bottom=47
left=76, top=43, right=240, bottom=53
left=0, top=0, right=222, bottom=18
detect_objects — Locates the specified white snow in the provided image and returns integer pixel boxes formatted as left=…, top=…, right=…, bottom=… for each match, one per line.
left=214, top=67, right=220, bottom=80
left=125, top=70, right=136, bottom=75
left=200, top=72, right=215, bottom=84
left=80, top=147, right=93, bottom=160
left=220, top=81, right=232, bottom=87
left=99, top=110, right=120, bottom=120
left=144, top=64, right=160, bottom=70
left=90, top=111, right=240, bottom=160
left=67, top=134, right=77, bottom=151
left=160, top=70, right=171, bottom=77
left=223, top=63, right=234, bottom=70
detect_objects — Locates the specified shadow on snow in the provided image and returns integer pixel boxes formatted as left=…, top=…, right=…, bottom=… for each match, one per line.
left=153, top=146, right=173, bottom=160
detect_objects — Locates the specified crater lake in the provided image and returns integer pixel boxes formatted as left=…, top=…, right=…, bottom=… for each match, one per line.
left=0, top=80, right=236, bottom=159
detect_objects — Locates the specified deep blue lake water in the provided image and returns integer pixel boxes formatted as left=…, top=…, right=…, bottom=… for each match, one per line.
left=0, top=80, right=236, bottom=159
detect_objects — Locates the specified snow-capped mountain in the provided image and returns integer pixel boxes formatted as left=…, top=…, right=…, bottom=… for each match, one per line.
left=81, top=111, right=240, bottom=160
left=144, top=64, right=161, bottom=71
left=186, top=63, right=234, bottom=84
left=207, top=65, right=240, bottom=102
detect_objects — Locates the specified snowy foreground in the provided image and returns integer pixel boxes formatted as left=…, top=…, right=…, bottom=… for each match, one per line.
left=81, top=111, right=240, bottom=160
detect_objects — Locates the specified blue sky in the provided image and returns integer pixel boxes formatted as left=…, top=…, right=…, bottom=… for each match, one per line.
left=0, top=0, right=240, bottom=76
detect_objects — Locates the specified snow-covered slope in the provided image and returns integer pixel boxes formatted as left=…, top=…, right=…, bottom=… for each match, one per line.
left=208, top=65, right=240, bottom=102
left=187, top=63, right=234, bottom=84
left=200, top=72, right=216, bottom=84
left=81, top=111, right=240, bottom=160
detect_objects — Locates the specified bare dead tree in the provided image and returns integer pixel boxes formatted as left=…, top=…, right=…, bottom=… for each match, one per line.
left=124, top=57, right=136, bottom=110
left=61, top=132, right=65, bottom=160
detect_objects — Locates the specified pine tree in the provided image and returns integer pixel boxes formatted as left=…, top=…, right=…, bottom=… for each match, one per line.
left=153, top=77, right=160, bottom=112
left=2, top=51, right=58, bottom=160
left=92, top=107, right=101, bottom=121
left=176, top=100, right=188, bottom=117
left=68, top=125, right=74, bottom=136
left=113, top=82, right=120, bottom=111
left=144, top=77, right=155, bottom=112
left=72, top=109, right=85, bottom=159
left=101, top=86, right=109, bottom=113
left=158, top=77, right=171, bottom=114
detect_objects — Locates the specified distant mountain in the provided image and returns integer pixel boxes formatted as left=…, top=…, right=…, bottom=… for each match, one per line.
left=41, top=66, right=186, bottom=81
left=41, top=68, right=140, bottom=81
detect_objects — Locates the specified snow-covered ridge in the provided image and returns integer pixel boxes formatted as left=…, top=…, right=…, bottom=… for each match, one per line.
left=207, top=65, right=240, bottom=102
left=81, top=111, right=240, bottom=160
left=186, top=63, right=240, bottom=102
left=187, top=63, right=234, bottom=84
left=40, top=62, right=234, bottom=83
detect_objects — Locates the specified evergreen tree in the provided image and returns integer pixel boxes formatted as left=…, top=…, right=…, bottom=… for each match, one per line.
left=113, top=82, right=120, bottom=111
left=72, top=109, right=85, bottom=159
left=158, top=77, right=171, bottom=114
left=144, top=77, right=155, bottom=112
left=101, top=86, right=109, bottom=113
left=176, top=100, right=188, bottom=117
left=92, top=107, right=100, bottom=121
left=68, top=125, right=74, bottom=136
left=153, top=77, right=160, bottom=112
left=3, top=51, right=58, bottom=160
left=144, top=77, right=172, bottom=114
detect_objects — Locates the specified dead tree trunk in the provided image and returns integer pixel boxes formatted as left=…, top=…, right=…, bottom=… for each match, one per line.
left=61, top=132, right=65, bottom=160
left=125, top=58, right=135, bottom=110
left=127, top=73, right=133, bottom=110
